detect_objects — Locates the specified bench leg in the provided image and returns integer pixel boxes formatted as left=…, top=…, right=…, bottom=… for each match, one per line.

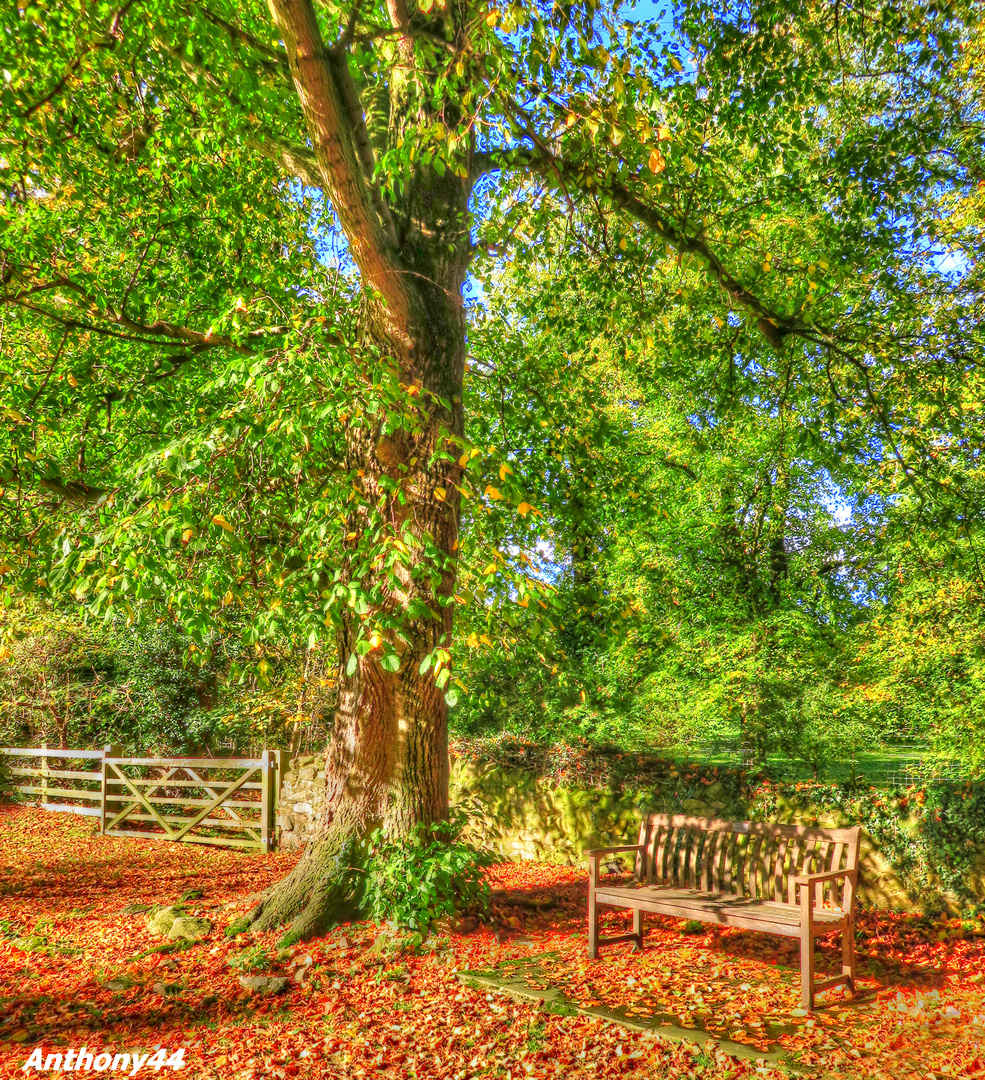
left=588, top=889, right=599, bottom=959
left=800, top=928, right=815, bottom=1010
left=842, top=916, right=855, bottom=990
left=632, top=907, right=644, bottom=951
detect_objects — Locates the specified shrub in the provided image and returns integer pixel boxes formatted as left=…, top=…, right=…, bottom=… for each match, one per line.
left=362, top=813, right=493, bottom=933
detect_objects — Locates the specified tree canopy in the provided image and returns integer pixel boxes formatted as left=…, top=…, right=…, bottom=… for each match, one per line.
left=1, top=0, right=982, bottom=935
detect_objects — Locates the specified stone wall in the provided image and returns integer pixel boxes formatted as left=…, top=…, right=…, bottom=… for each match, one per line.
left=276, top=754, right=326, bottom=851
left=275, top=752, right=985, bottom=911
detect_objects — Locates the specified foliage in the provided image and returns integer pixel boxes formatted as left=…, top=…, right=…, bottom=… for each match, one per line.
left=452, top=169, right=985, bottom=777
left=0, top=598, right=332, bottom=755
left=451, top=734, right=752, bottom=805
left=1, top=0, right=983, bottom=923
left=767, top=777, right=985, bottom=912
left=362, top=814, right=493, bottom=933
left=225, top=944, right=273, bottom=973
left=1, top=0, right=979, bottom=680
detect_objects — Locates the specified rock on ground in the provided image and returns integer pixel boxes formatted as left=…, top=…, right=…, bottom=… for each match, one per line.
left=238, top=975, right=290, bottom=995
left=168, top=916, right=212, bottom=942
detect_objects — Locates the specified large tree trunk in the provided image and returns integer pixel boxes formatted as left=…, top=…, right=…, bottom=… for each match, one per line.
left=242, top=0, right=475, bottom=941
left=246, top=280, right=468, bottom=937
left=245, top=306, right=466, bottom=936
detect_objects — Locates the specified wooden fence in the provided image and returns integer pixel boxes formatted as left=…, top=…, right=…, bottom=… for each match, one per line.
left=1, top=745, right=281, bottom=852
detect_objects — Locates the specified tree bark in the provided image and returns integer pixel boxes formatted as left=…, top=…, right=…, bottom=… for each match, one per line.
left=245, top=283, right=467, bottom=939
left=238, top=0, right=475, bottom=939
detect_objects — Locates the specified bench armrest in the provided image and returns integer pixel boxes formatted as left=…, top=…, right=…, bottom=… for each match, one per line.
left=586, top=845, right=645, bottom=859
left=795, top=868, right=858, bottom=918
left=587, top=845, right=644, bottom=887
left=792, top=868, right=856, bottom=885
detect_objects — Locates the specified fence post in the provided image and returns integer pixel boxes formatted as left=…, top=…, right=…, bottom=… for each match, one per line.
left=273, top=749, right=284, bottom=853
left=40, top=741, right=48, bottom=807
left=261, top=750, right=273, bottom=853
left=100, top=744, right=118, bottom=836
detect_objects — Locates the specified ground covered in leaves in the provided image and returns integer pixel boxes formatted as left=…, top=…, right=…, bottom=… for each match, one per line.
left=0, top=806, right=983, bottom=1079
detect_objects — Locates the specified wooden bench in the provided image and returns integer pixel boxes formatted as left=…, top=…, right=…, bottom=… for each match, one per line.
left=587, top=814, right=860, bottom=1008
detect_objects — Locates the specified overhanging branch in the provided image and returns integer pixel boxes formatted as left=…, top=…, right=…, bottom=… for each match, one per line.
left=489, top=101, right=801, bottom=351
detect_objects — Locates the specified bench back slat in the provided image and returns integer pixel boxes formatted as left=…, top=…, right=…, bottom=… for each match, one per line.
left=786, top=836, right=803, bottom=904
left=773, top=835, right=787, bottom=902
left=637, top=814, right=860, bottom=908
left=687, top=827, right=702, bottom=889
left=703, top=828, right=724, bottom=893
left=829, top=841, right=845, bottom=908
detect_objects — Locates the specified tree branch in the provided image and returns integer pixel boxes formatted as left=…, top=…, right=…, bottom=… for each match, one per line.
left=247, top=137, right=322, bottom=189
left=154, top=36, right=326, bottom=191
left=192, top=4, right=292, bottom=73
left=491, top=98, right=801, bottom=351
left=266, top=0, right=413, bottom=350
left=20, top=0, right=140, bottom=118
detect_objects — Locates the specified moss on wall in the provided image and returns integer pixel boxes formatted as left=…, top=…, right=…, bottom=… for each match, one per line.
left=276, top=746, right=985, bottom=914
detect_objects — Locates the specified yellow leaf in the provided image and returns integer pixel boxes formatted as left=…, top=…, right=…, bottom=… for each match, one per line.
left=435, top=487, right=447, bottom=501
left=517, top=502, right=534, bottom=517
left=212, top=515, right=234, bottom=533
left=486, top=9, right=498, bottom=25
left=619, top=238, right=627, bottom=251
left=658, top=124, right=671, bottom=141
left=433, top=122, right=445, bottom=141
left=682, top=154, right=697, bottom=175
left=713, top=316, right=724, bottom=329
left=181, top=528, right=194, bottom=544
left=67, top=372, right=78, bottom=388
left=223, top=590, right=234, bottom=606
left=458, top=452, right=471, bottom=467
left=646, top=335, right=655, bottom=349
left=484, top=485, right=503, bottom=501
left=566, top=113, right=577, bottom=128
left=0, top=563, right=11, bottom=575
left=518, top=596, right=529, bottom=607
left=346, top=532, right=358, bottom=540
left=647, top=149, right=665, bottom=174
left=9, top=1030, right=28, bottom=1042
left=483, top=562, right=498, bottom=575
left=498, top=463, right=512, bottom=481
left=670, top=56, right=683, bottom=72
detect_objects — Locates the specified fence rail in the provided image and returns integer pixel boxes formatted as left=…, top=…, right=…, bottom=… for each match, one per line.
left=1, top=745, right=103, bottom=816
left=1, top=745, right=281, bottom=852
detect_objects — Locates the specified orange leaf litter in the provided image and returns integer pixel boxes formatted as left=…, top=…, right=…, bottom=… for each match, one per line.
left=1, top=806, right=983, bottom=1079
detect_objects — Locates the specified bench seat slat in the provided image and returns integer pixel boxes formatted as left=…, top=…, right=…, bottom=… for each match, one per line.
left=594, top=886, right=847, bottom=934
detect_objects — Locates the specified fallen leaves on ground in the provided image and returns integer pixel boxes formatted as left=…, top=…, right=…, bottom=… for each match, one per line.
left=0, top=807, right=982, bottom=1079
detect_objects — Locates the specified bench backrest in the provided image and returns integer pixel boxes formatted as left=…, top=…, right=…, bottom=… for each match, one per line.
left=634, top=814, right=861, bottom=912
